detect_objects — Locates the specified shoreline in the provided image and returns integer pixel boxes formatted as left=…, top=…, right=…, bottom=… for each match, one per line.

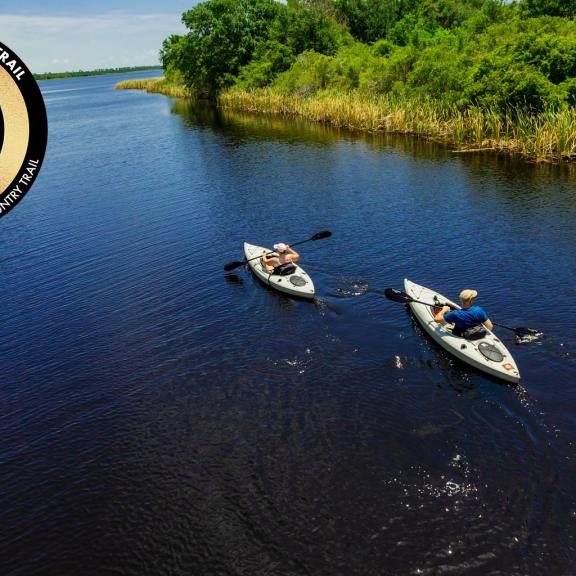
left=36, top=67, right=162, bottom=81
left=116, top=77, right=188, bottom=98
left=116, top=79, right=576, bottom=164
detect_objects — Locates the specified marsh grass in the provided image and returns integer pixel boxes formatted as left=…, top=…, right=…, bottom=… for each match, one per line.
left=117, top=80, right=576, bottom=163
left=115, top=78, right=189, bottom=98
left=220, top=88, right=576, bottom=163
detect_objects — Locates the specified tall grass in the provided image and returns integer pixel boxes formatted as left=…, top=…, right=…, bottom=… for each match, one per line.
left=115, top=78, right=189, bottom=98
left=116, top=80, right=576, bottom=163
left=219, top=88, right=576, bottom=163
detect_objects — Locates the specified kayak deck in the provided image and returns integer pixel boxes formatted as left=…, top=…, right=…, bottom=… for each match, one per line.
left=244, top=242, right=315, bottom=300
left=404, top=279, right=520, bottom=384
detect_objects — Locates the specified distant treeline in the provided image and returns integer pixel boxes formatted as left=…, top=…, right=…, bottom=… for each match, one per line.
left=160, top=0, right=576, bottom=112
left=35, top=66, right=162, bottom=80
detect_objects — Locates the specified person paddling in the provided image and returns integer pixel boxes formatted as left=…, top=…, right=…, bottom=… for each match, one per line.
left=262, top=243, right=300, bottom=274
left=435, top=289, right=493, bottom=337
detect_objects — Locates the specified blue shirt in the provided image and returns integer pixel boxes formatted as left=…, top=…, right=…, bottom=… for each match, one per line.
left=444, top=306, right=489, bottom=330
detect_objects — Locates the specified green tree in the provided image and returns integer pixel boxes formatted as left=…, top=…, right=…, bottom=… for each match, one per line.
left=333, top=0, right=403, bottom=42
left=359, top=45, right=418, bottom=93
left=236, top=41, right=295, bottom=89
left=407, top=31, right=469, bottom=102
left=414, top=0, right=485, bottom=29
left=270, top=4, right=349, bottom=55
left=273, top=50, right=341, bottom=94
left=160, top=0, right=576, bottom=113
left=160, top=34, right=186, bottom=83
left=521, top=0, right=576, bottom=17
left=179, top=0, right=282, bottom=96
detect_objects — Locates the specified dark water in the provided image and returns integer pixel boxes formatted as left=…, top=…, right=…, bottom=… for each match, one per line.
left=1, top=72, right=575, bottom=575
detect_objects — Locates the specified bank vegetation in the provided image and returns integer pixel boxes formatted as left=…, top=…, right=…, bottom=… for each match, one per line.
left=119, top=0, right=576, bottom=162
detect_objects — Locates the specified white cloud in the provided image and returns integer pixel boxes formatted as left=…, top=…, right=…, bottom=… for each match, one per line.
left=0, top=13, right=186, bottom=72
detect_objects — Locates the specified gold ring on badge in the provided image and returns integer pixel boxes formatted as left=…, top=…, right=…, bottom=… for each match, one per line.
left=0, top=64, right=30, bottom=192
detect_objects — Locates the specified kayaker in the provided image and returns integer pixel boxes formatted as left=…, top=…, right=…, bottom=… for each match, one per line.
left=262, top=243, right=300, bottom=273
left=434, top=289, right=493, bottom=337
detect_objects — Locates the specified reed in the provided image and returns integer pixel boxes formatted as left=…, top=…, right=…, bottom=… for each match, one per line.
left=219, top=88, right=576, bottom=163
left=115, top=78, right=189, bottom=98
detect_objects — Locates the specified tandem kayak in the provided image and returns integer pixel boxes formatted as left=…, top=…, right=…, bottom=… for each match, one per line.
left=244, top=242, right=315, bottom=300
left=404, top=279, right=520, bottom=384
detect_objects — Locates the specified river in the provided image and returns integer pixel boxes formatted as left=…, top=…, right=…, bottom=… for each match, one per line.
left=1, top=71, right=575, bottom=575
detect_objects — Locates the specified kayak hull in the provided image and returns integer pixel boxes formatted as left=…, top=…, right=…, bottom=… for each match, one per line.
left=404, top=279, right=521, bottom=384
left=244, top=242, right=315, bottom=300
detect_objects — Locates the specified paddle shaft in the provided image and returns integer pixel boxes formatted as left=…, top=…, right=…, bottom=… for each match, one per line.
left=432, top=295, right=531, bottom=334
left=393, top=291, right=532, bottom=336
left=224, top=230, right=332, bottom=272
left=246, top=240, right=304, bottom=265
left=240, top=235, right=324, bottom=267
left=492, top=321, right=525, bottom=334
left=404, top=296, right=452, bottom=309
left=224, top=233, right=331, bottom=271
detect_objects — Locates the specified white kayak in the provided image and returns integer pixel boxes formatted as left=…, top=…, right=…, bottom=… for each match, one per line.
left=404, top=279, right=520, bottom=384
left=244, top=242, right=315, bottom=300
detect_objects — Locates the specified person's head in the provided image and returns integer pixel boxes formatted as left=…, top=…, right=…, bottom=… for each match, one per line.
left=274, top=243, right=287, bottom=254
left=459, top=289, right=478, bottom=308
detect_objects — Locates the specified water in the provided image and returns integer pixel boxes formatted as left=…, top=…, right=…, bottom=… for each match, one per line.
left=1, top=71, right=575, bottom=575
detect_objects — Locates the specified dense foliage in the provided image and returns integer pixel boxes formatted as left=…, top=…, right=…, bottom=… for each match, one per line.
left=162, top=0, right=576, bottom=112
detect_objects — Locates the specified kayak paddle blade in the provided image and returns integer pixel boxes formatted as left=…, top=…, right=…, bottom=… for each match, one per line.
left=311, top=230, right=332, bottom=241
left=384, top=288, right=412, bottom=303
left=515, top=326, right=543, bottom=337
left=515, top=330, right=544, bottom=344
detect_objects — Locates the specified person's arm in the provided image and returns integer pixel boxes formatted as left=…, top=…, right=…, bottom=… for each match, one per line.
left=286, top=245, right=299, bottom=262
left=434, top=306, right=452, bottom=324
left=262, top=250, right=274, bottom=272
left=478, top=307, right=493, bottom=331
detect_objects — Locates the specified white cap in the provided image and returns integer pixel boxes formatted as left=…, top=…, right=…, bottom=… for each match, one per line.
left=274, top=243, right=287, bottom=253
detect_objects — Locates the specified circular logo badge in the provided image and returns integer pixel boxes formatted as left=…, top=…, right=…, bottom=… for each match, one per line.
left=0, top=41, right=47, bottom=218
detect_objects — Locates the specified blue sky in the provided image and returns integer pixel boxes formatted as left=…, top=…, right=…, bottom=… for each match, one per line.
left=0, top=1, right=196, bottom=72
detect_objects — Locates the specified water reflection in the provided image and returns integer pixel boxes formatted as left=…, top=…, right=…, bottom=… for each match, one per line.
left=172, top=99, right=576, bottom=178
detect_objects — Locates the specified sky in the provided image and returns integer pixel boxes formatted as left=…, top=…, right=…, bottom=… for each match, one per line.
left=0, top=1, right=195, bottom=73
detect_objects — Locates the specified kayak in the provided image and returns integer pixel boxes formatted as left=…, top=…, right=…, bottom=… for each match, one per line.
left=404, top=279, right=520, bottom=384
left=244, top=242, right=315, bottom=300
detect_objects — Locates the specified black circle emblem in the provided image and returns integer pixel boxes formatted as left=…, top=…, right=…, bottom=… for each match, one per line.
left=290, top=276, right=307, bottom=286
left=478, top=342, right=504, bottom=362
left=0, top=41, right=47, bottom=218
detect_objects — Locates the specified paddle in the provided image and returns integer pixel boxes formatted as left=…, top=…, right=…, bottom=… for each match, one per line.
left=491, top=321, right=541, bottom=338
left=384, top=288, right=452, bottom=309
left=384, top=288, right=540, bottom=338
left=223, top=230, right=332, bottom=272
